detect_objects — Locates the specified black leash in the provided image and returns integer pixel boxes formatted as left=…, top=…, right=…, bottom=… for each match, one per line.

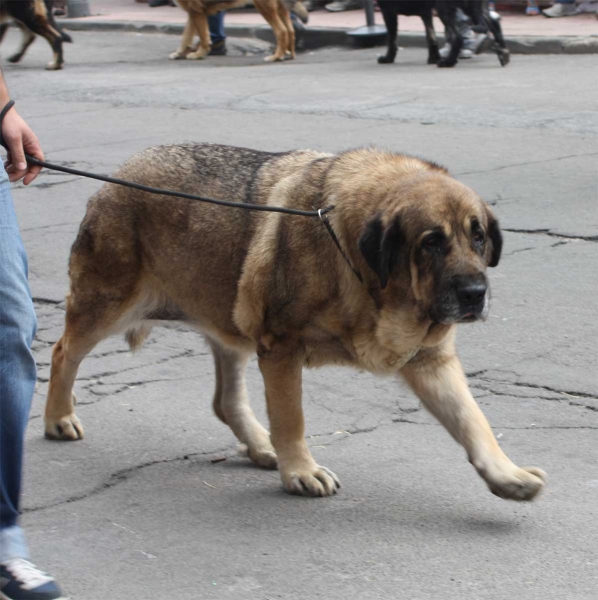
left=0, top=99, right=363, bottom=282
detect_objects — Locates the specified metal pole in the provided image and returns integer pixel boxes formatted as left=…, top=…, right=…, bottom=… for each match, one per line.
left=67, top=0, right=91, bottom=18
left=364, top=0, right=375, bottom=27
left=346, top=0, right=386, bottom=43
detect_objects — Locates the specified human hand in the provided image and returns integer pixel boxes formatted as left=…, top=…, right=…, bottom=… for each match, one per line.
left=2, top=105, right=44, bottom=185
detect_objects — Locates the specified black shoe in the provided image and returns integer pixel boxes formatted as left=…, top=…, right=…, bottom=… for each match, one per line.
left=209, top=40, right=227, bottom=56
left=0, top=559, right=67, bottom=600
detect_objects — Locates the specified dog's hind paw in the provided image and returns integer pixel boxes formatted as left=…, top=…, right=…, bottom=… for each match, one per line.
left=377, top=55, right=395, bottom=64
left=264, top=53, right=286, bottom=63
left=45, top=62, right=63, bottom=71
left=7, top=54, right=23, bottom=64
left=45, top=413, right=84, bottom=441
left=248, top=446, right=278, bottom=470
left=186, top=49, right=208, bottom=60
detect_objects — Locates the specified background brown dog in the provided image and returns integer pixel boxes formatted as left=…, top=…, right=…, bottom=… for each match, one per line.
left=171, top=0, right=308, bottom=62
left=44, top=143, right=546, bottom=503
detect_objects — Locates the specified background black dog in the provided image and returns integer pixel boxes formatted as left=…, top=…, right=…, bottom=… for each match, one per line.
left=0, top=0, right=72, bottom=70
left=377, top=0, right=509, bottom=68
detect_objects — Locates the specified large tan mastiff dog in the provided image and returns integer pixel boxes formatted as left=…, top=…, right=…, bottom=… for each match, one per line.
left=170, top=0, right=308, bottom=62
left=45, top=144, right=546, bottom=502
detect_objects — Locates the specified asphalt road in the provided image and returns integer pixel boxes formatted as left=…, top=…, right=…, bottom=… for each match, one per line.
left=2, top=29, right=597, bottom=600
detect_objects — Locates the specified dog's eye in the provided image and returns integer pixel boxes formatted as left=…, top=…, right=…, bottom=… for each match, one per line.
left=472, top=230, right=485, bottom=246
left=422, top=233, right=444, bottom=251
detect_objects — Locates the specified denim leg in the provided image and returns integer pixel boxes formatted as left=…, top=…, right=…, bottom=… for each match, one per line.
left=0, top=163, right=37, bottom=559
left=208, top=11, right=226, bottom=44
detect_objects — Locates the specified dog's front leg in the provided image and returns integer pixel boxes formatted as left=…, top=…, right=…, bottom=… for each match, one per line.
left=259, top=349, right=340, bottom=497
left=401, top=350, right=546, bottom=501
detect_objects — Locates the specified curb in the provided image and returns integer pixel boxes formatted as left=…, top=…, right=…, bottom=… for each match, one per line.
left=57, top=19, right=598, bottom=54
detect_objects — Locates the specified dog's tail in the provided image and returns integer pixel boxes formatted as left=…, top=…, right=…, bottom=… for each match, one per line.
left=125, top=324, right=153, bottom=353
left=285, top=0, right=309, bottom=24
left=44, top=0, right=74, bottom=43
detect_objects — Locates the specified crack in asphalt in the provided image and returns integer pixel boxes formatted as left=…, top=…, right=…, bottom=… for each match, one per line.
left=33, top=297, right=64, bottom=306
left=22, top=445, right=233, bottom=514
left=36, top=348, right=206, bottom=384
left=502, top=228, right=598, bottom=242
left=455, top=152, right=598, bottom=176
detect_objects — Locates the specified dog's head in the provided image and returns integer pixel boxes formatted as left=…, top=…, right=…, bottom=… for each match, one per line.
left=358, top=172, right=502, bottom=325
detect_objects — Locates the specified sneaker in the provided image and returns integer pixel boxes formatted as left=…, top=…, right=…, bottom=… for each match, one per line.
left=463, top=32, right=488, bottom=54
left=542, top=3, right=578, bottom=17
left=439, top=44, right=474, bottom=59
left=209, top=40, right=227, bottom=56
left=325, top=0, right=363, bottom=12
left=0, top=559, right=66, bottom=600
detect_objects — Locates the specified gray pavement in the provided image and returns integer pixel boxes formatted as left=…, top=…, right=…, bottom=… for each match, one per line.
left=2, top=29, right=597, bottom=600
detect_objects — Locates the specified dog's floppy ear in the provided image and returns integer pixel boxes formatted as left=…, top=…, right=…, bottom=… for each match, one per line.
left=358, top=214, right=403, bottom=289
left=485, top=206, right=503, bottom=267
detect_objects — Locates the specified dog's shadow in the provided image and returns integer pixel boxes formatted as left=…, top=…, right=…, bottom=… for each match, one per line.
left=205, top=455, right=525, bottom=538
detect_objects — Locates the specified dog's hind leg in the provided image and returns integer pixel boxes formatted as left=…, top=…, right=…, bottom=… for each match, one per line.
left=377, top=4, right=397, bottom=64
left=484, top=13, right=510, bottom=66
left=6, top=23, right=36, bottom=64
left=186, top=12, right=210, bottom=60
left=255, top=0, right=289, bottom=62
left=421, top=11, right=439, bottom=65
left=45, top=293, right=133, bottom=441
left=170, top=16, right=195, bottom=59
left=20, top=18, right=64, bottom=70
left=276, top=1, right=296, bottom=59
left=210, top=339, right=277, bottom=469
left=435, top=3, right=461, bottom=68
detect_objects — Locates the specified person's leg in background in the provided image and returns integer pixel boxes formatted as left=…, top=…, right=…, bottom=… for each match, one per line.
left=543, top=0, right=578, bottom=17
left=0, top=163, right=64, bottom=600
left=209, top=11, right=227, bottom=55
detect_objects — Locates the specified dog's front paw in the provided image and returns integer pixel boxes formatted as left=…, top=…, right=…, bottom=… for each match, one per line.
left=377, top=55, right=396, bottom=64
left=7, top=53, right=23, bottom=64
left=281, top=463, right=340, bottom=497
left=45, top=61, right=62, bottom=71
left=485, top=466, right=547, bottom=501
left=45, top=412, right=84, bottom=441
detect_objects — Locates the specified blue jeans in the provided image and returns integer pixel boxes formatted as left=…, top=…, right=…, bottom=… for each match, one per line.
left=0, top=162, right=37, bottom=561
left=208, top=12, right=226, bottom=44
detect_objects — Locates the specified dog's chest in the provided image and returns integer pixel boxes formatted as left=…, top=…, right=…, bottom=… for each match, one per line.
left=302, top=330, right=421, bottom=374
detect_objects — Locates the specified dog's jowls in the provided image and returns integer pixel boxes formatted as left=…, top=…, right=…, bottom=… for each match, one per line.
left=44, top=144, right=546, bottom=502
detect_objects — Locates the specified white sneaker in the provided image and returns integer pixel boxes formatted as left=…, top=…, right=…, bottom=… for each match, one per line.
left=542, top=3, right=579, bottom=17
left=439, top=44, right=474, bottom=59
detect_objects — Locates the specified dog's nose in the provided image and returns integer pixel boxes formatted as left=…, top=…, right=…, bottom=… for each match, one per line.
left=456, top=281, right=487, bottom=312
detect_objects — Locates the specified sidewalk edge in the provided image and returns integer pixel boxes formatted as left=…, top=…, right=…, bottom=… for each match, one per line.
left=56, top=20, right=598, bottom=54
